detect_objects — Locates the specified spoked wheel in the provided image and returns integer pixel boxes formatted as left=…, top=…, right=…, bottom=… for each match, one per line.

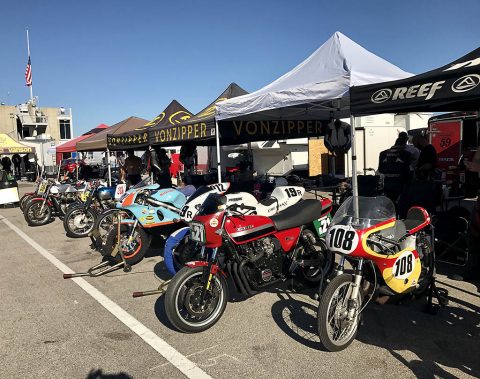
left=92, top=209, right=122, bottom=246
left=318, top=274, right=363, bottom=352
left=24, top=200, right=52, bottom=226
left=298, top=230, right=334, bottom=283
left=103, top=223, right=150, bottom=265
left=63, top=206, right=97, bottom=238
left=19, top=193, right=34, bottom=212
left=165, top=266, right=228, bottom=333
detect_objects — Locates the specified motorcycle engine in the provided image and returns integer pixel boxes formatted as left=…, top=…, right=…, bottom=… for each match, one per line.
left=241, top=237, right=283, bottom=284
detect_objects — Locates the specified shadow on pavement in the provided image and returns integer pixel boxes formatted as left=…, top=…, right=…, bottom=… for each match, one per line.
left=86, top=369, right=132, bottom=378
left=270, top=291, right=321, bottom=350
left=356, top=294, right=480, bottom=378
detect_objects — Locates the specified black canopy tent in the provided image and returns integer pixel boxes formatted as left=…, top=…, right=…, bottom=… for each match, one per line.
left=350, top=47, right=480, bottom=115
left=149, top=83, right=248, bottom=147
left=349, top=46, right=480, bottom=212
left=106, top=100, right=193, bottom=150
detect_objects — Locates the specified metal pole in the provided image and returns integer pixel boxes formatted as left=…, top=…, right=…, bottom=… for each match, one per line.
left=215, top=119, right=221, bottom=183
left=350, top=116, right=359, bottom=219
left=26, top=29, right=33, bottom=101
left=106, top=148, right=112, bottom=186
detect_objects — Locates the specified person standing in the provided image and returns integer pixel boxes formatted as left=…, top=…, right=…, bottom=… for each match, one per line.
left=398, top=132, right=420, bottom=173
left=378, top=137, right=412, bottom=204
left=151, top=147, right=172, bottom=188
left=412, top=135, right=437, bottom=179
left=124, top=150, right=142, bottom=185
left=463, top=149, right=480, bottom=279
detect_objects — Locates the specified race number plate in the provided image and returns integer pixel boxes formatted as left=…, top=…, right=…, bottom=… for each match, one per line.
left=80, top=190, right=90, bottom=202
left=37, top=181, right=47, bottom=195
left=115, top=184, right=127, bottom=200
left=190, top=221, right=206, bottom=244
left=326, top=224, right=359, bottom=255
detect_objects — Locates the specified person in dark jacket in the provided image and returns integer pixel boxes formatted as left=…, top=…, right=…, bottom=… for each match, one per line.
left=151, top=147, right=172, bottom=188
left=378, top=138, right=412, bottom=204
left=412, top=135, right=437, bottom=179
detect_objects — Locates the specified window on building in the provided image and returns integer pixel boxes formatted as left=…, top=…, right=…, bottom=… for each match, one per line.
left=59, top=119, right=71, bottom=139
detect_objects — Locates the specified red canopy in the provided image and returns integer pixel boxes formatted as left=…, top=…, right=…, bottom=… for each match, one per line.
left=56, top=124, right=109, bottom=153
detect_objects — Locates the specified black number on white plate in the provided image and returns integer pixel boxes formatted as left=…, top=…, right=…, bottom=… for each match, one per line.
left=326, top=225, right=358, bottom=254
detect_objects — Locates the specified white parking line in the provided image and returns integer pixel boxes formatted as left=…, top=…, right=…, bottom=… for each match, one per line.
left=0, top=215, right=212, bottom=379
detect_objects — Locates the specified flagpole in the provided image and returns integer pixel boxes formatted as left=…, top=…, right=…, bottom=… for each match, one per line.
left=26, top=29, right=33, bottom=101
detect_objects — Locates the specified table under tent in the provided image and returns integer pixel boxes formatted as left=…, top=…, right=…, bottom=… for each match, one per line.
left=0, top=133, right=36, bottom=204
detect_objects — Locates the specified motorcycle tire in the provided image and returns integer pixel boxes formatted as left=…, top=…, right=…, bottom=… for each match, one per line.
left=318, top=274, right=363, bottom=352
left=24, top=200, right=53, bottom=226
left=92, top=208, right=121, bottom=247
left=299, top=230, right=334, bottom=283
left=164, top=227, right=199, bottom=276
left=63, top=205, right=98, bottom=238
left=165, top=266, right=228, bottom=333
left=103, top=223, right=150, bottom=266
left=19, top=193, right=34, bottom=212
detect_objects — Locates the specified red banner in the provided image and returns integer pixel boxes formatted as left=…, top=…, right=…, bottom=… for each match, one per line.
left=429, top=120, right=462, bottom=170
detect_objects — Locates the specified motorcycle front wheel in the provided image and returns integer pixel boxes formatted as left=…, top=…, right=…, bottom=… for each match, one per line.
left=318, top=274, right=363, bottom=352
left=24, top=200, right=52, bottom=226
left=63, top=206, right=98, bottom=238
left=165, top=266, right=228, bottom=333
left=103, top=223, right=150, bottom=265
left=93, top=209, right=121, bottom=245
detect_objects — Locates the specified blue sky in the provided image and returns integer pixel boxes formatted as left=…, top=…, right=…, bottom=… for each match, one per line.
left=1, top=0, right=479, bottom=136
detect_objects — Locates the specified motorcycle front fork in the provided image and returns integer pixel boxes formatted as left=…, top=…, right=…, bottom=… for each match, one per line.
left=202, top=247, right=219, bottom=300
left=126, top=220, right=139, bottom=246
left=336, top=256, right=364, bottom=319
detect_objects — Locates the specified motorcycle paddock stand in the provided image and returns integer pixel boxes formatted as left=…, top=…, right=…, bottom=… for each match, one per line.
left=425, top=277, right=449, bottom=314
left=132, top=279, right=171, bottom=298
left=63, top=237, right=132, bottom=279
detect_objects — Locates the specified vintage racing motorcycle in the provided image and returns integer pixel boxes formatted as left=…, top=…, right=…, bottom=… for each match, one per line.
left=163, top=184, right=324, bottom=275
left=317, top=196, right=448, bottom=351
left=164, top=192, right=333, bottom=333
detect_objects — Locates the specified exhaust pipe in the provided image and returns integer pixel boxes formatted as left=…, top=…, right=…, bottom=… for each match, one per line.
left=238, top=260, right=257, bottom=296
left=231, top=261, right=247, bottom=296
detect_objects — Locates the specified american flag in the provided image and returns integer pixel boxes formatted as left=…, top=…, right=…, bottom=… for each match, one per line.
left=25, top=56, right=32, bottom=86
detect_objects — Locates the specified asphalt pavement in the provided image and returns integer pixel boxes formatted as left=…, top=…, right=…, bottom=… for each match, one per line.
left=0, top=184, right=479, bottom=379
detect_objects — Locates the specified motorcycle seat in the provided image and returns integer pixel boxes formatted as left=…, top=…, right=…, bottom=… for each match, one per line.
left=259, top=197, right=277, bottom=207
left=57, top=184, right=71, bottom=193
left=404, top=207, right=428, bottom=232
left=270, top=199, right=322, bottom=231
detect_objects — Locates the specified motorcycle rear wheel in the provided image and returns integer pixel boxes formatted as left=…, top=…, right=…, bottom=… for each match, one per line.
left=103, top=223, right=150, bottom=265
left=318, top=274, right=363, bottom=352
left=165, top=266, right=228, bottom=333
left=63, top=206, right=98, bottom=238
left=93, top=209, right=121, bottom=245
left=24, top=200, right=52, bottom=226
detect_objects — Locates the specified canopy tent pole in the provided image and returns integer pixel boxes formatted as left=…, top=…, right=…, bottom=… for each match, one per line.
left=350, top=116, right=359, bottom=219
left=215, top=120, right=221, bottom=183
left=75, top=153, right=79, bottom=181
left=106, top=148, right=112, bottom=186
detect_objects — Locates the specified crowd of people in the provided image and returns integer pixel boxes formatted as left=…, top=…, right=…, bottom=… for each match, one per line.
left=377, top=132, right=438, bottom=216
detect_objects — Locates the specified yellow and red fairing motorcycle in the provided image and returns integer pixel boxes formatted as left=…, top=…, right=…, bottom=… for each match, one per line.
left=317, top=196, right=447, bottom=352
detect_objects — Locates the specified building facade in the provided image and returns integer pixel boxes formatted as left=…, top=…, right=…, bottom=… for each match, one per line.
left=0, top=98, right=73, bottom=167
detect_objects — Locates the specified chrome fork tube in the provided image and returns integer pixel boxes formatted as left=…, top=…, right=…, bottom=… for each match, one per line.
left=347, top=258, right=364, bottom=319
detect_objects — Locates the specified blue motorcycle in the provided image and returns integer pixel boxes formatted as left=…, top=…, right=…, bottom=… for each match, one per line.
left=102, top=185, right=196, bottom=266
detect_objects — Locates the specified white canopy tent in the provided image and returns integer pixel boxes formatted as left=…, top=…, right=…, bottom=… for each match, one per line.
left=216, top=31, right=413, bottom=121
left=215, top=31, right=414, bottom=191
